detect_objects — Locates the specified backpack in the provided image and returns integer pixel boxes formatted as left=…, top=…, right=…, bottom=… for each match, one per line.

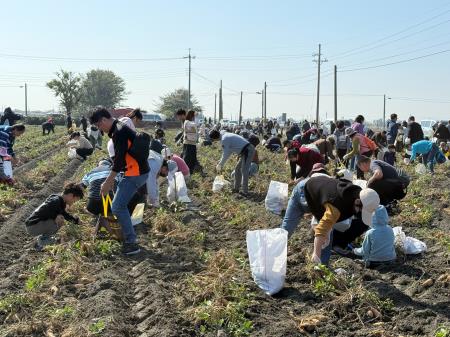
left=128, top=131, right=151, bottom=161
left=248, top=133, right=260, bottom=147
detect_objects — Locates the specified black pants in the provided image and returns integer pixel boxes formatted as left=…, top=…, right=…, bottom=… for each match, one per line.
left=337, top=148, right=348, bottom=167
left=183, top=144, right=198, bottom=174
left=356, top=151, right=373, bottom=179
left=332, top=217, right=368, bottom=249
left=76, top=148, right=93, bottom=160
left=368, top=179, right=406, bottom=205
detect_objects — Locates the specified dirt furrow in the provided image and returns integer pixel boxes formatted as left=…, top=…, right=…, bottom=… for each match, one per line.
left=0, top=158, right=82, bottom=296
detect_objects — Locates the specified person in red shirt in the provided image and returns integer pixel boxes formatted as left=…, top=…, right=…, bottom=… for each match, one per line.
left=287, top=146, right=323, bottom=183
left=161, top=147, right=190, bottom=181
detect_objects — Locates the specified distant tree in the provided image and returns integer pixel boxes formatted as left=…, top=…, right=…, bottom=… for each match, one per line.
left=80, top=69, right=127, bottom=110
left=155, top=88, right=202, bottom=118
left=46, top=70, right=82, bottom=115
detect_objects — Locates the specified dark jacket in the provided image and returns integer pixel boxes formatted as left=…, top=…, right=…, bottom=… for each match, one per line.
left=109, top=120, right=150, bottom=176
left=0, top=108, right=22, bottom=126
left=26, top=195, right=78, bottom=226
left=434, top=124, right=450, bottom=141
left=305, top=176, right=361, bottom=223
left=407, top=122, right=424, bottom=144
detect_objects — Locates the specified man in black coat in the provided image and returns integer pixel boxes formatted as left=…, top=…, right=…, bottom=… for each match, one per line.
left=407, top=116, right=424, bottom=145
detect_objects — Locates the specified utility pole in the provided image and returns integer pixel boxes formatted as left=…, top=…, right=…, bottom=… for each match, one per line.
left=313, top=44, right=327, bottom=125
left=183, top=48, right=195, bottom=110
left=20, top=83, right=28, bottom=116
left=261, top=89, right=264, bottom=119
left=264, top=82, right=267, bottom=120
left=239, top=91, right=243, bottom=125
left=25, top=83, right=28, bottom=116
left=214, top=93, right=217, bottom=124
left=334, top=65, right=337, bottom=123
left=219, top=80, right=223, bottom=121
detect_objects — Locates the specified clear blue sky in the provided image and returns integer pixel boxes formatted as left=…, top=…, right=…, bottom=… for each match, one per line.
left=1, top=0, right=449, bottom=122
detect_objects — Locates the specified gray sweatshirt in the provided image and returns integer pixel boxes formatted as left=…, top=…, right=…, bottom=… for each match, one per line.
left=219, top=131, right=249, bottom=166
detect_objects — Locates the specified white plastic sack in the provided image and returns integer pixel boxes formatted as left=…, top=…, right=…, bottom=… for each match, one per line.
left=393, top=226, right=427, bottom=254
left=246, top=228, right=288, bottom=296
left=212, top=175, right=230, bottom=193
left=265, top=181, right=288, bottom=215
left=3, top=160, right=12, bottom=178
left=68, top=148, right=77, bottom=159
left=353, top=179, right=367, bottom=189
left=415, top=163, right=427, bottom=175
left=303, top=144, right=320, bottom=154
left=131, top=203, right=145, bottom=226
left=167, top=172, right=191, bottom=203
left=311, top=216, right=352, bottom=232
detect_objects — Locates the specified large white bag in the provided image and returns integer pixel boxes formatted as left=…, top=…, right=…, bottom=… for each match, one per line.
left=415, top=163, right=427, bottom=175
left=265, top=181, right=289, bottom=215
left=2, top=159, right=12, bottom=178
left=68, top=148, right=77, bottom=159
left=393, top=226, right=427, bottom=254
left=131, top=203, right=145, bottom=226
left=212, top=175, right=230, bottom=193
left=167, top=172, right=191, bottom=203
left=353, top=179, right=367, bottom=189
left=246, top=228, right=288, bottom=296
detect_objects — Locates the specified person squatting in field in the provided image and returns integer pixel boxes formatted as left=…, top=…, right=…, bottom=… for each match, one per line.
left=209, top=129, right=255, bottom=197
left=356, top=156, right=409, bottom=208
left=90, top=107, right=150, bottom=256
left=25, top=182, right=83, bottom=250
left=68, top=131, right=94, bottom=161
left=0, top=124, right=26, bottom=184
left=280, top=167, right=381, bottom=265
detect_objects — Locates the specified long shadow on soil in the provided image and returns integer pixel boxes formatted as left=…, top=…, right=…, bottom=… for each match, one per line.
left=368, top=279, right=450, bottom=320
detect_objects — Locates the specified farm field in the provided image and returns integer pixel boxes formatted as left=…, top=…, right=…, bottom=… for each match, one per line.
left=0, top=126, right=449, bottom=337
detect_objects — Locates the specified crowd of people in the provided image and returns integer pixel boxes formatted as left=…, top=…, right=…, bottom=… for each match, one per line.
left=1, top=105, right=448, bottom=265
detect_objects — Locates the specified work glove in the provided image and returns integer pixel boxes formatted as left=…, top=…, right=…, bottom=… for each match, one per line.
left=343, top=154, right=351, bottom=161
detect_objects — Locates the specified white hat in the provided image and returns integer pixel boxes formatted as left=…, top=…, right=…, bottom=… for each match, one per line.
left=338, top=169, right=353, bottom=181
left=161, top=147, right=172, bottom=159
left=359, top=188, right=380, bottom=226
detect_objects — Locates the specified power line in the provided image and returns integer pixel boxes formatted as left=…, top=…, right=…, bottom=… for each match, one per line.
left=330, top=8, right=450, bottom=60
left=0, top=52, right=185, bottom=62
left=338, top=39, right=450, bottom=69
left=339, top=48, right=450, bottom=72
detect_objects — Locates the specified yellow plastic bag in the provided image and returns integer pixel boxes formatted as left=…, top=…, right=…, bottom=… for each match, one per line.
left=100, top=194, right=122, bottom=241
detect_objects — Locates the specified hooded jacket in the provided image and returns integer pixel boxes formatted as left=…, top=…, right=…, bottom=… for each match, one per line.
left=354, top=205, right=396, bottom=262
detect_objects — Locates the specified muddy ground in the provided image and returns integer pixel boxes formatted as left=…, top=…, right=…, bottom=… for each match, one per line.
left=0, top=130, right=449, bottom=337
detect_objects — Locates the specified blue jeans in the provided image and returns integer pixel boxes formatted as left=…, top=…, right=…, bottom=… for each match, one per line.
left=423, top=143, right=439, bottom=173
left=281, top=180, right=309, bottom=237
left=112, top=173, right=148, bottom=244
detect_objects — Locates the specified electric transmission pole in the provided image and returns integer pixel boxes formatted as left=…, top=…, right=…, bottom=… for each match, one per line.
left=183, top=48, right=196, bottom=110
left=313, top=44, right=327, bottom=125
left=219, top=80, right=223, bottom=121
left=264, top=82, right=267, bottom=120
left=334, top=65, right=337, bottom=123
left=214, top=93, right=217, bottom=123
left=239, top=91, right=243, bottom=125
